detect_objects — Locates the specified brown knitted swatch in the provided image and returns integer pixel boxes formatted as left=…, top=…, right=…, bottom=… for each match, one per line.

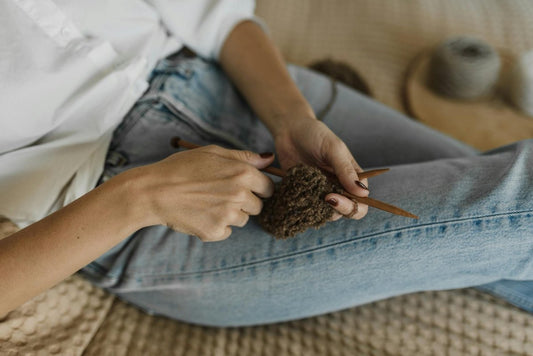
left=259, top=164, right=344, bottom=239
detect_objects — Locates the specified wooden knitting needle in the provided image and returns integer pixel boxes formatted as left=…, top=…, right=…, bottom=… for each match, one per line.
left=341, top=191, right=419, bottom=219
left=171, top=137, right=418, bottom=219
left=358, top=168, right=390, bottom=180
left=171, top=137, right=388, bottom=179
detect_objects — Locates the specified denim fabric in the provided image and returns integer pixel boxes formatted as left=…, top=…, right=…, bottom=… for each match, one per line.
left=81, top=52, right=533, bottom=327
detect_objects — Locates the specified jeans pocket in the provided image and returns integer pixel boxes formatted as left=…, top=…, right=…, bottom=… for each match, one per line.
left=109, top=101, right=155, bottom=151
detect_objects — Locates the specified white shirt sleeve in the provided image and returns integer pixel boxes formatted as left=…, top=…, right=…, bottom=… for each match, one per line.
left=146, top=0, right=266, bottom=60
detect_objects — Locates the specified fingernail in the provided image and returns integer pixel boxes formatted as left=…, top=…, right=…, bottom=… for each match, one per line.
left=260, top=152, right=274, bottom=158
left=355, top=180, right=368, bottom=190
left=327, top=198, right=338, bottom=207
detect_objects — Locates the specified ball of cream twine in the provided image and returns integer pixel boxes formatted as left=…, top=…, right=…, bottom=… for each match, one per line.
left=428, top=36, right=501, bottom=100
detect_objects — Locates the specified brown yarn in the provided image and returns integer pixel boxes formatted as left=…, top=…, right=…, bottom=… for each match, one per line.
left=259, top=164, right=344, bottom=239
left=308, top=59, right=372, bottom=96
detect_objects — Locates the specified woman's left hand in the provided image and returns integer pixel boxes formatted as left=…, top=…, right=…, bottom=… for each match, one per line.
left=273, top=117, right=369, bottom=221
left=219, top=20, right=369, bottom=221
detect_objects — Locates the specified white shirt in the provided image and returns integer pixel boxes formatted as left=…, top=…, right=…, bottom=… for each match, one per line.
left=0, top=0, right=263, bottom=227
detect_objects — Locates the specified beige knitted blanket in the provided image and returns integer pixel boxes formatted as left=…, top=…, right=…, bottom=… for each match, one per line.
left=1, top=1, right=533, bottom=355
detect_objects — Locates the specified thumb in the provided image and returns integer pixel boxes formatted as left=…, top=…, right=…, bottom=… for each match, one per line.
left=224, top=149, right=275, bottom=169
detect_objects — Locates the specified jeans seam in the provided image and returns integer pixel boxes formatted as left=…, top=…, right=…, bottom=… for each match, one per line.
left=121, top=209, right=533, bottom=282
left=475, top=284, right=533, bottom=311
left=109, top=102, right=155, bottom=150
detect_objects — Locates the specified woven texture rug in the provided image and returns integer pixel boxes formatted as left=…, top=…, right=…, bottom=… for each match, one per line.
left=1, top=1, right=532, bottom=355
left=83, top=289, right=533, bottom=356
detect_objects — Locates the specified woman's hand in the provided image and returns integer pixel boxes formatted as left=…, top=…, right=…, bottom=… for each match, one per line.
left=219, top=20, right=368, bottom=221
left=127, top=145, right=275, bottom=242
left=0, top=145, right=273, bottom=316
left=273, top=118, right=369, bottom=221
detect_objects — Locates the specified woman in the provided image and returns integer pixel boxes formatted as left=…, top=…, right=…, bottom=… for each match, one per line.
left=1, top=0, right=532, bottom=326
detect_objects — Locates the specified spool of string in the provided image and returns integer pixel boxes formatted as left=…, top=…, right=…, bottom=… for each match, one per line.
left=507, top=50, right=533, bottom=117
left=428, top=36, right=501, bottom=100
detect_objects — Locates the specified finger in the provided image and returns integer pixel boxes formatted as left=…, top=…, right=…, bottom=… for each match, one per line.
left=353, top=161, right=369, bottom=194
left=218, top=226, right=233, bottom=241
left=327, top=143, right=369, bottom=197
left=329, top=211, right=343, bottom=221
left=216, top=148, right=275, bottom=198
left=235, top=165, right=275, bottom=198
left=217, top=147, right=276, bottom=170
left=201, top=226, right=232, bottom=242
left=231, top=210, right=250, bottom=228
left=251, top=172, right=275, bottom=198
left=325, top=193, right=368, bottom=220
left=353, top=199, right=368, bottom=220
left=241, top=193, right=264, bottom=216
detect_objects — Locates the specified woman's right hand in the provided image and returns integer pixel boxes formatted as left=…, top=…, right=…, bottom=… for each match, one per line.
left=122, top=145, right=275, bottom=242
left=1, top=144, right=274, bottom=315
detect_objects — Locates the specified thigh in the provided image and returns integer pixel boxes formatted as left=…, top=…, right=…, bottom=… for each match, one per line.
left=82, top=139, right=533, bottom=326
left=287, top=64, right=479, bottom=168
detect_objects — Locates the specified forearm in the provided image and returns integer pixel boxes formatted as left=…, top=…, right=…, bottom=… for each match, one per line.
left=0, top=169, right=148, bottom=316
left=219, top=20, right=316, bottom=137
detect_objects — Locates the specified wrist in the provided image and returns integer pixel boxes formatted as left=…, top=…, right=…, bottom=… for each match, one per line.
left=101, top=167, right=158, bottom=233
left=266, top=102, right=318, bottom=139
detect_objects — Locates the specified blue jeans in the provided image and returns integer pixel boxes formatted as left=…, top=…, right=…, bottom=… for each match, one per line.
left=80, top=51, right=533, bottom=327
